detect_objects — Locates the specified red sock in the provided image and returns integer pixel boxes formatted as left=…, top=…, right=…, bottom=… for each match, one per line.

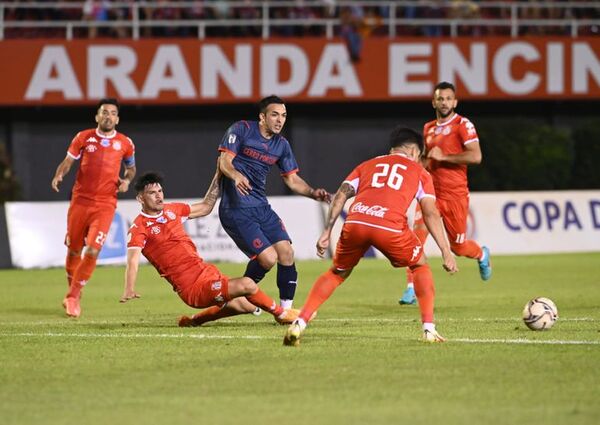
left=246, top=289, right=284, bottom=317
left=451, top=240, right=482, bottom=260
left=65, top=253, right=81, bottom=287
left=191, top=306, right=242, bottom=325
left=299, top=270, right=345, bottom=323
left=412, top=264, right=435, bottom=323
left=67, top=254, right=97, bottom=299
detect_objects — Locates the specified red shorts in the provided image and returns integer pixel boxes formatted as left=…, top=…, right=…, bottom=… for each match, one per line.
left=177, top=263, right=231, bottom=309
left=333, top=222, right=424, bottom=271
left=66, top=202, right=115, bottom=251
left=413, top=197, right=469, bottom=245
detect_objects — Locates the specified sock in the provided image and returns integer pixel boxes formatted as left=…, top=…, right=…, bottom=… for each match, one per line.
left=280, top=299, right=293, bottom=310
left=406, top=282, right=414, bottom=290
left=191, top=305, right=242, bottom=325
left=277, top=263, right=298, bottom=305
left=450, top=240, right=483, bottom=260
left=67, top=254, right=97, bottom=299
left=299, top=270, right=345, bottom=323
left=412, top=264, right=435, bottom=324
left=246, top=289, right=284, bottom=317
left=65, top=253, right=82, bottom=287
left=405, top=268, right=414, bottom=288
left=422, top=322, right=436, bottom=332
left=244, top=259, right=269, bottom=283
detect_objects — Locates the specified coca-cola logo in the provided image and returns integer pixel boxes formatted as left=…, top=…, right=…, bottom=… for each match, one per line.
left=351, top=202, right=389, bottom=218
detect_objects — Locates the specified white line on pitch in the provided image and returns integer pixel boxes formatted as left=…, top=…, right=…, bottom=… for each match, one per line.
left=451, top=338, right=600, bottom=345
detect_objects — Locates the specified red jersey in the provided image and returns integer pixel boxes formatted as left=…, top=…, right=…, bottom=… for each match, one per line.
left=68, top=128, right=135, bottom=208
left=127, top=203, right=209, bottom=292
left=423, top=113, right=479, bottom=201
left=343, top=153, right=435, bottom=232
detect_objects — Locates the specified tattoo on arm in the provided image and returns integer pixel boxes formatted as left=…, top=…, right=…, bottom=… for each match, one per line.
left=203, top=175, right=221, bottom=205
left=325, top=183, right=355, bottom=229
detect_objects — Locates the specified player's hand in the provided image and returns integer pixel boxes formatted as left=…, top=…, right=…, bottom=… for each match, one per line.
left=234, top=174, right=252, bottom=196
left=427, top=146, right=446, bottom=162
left=119, top=291, right=141, bottom=303
left=118, top=178, right=130, bottom=193
left=312, top=188, right=332, bottom=203
left=316, top=231, right=331, bottom=258
left=441, top=252, right=458, bottom=274
left=51, top=175, right=62, bottom=192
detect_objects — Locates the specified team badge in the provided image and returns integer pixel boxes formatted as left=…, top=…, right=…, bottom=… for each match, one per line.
left=211, top=281, right=222, bottom=291
left=101, top=139, right=111, bottom=147
left=253, top=238, right=264, bottom=249
left=156, top=216, right=167, bottom=224
left=151, top=226, right=161, bottom=234
left=228, top=134, right=236, bottom=144
left=443, top=126, right=451, bottom=135
left=113, top=141, right=121, bottom=151
left=435, top=127, right=442, bottom=135
left=165, top=210, right=176, bottom=220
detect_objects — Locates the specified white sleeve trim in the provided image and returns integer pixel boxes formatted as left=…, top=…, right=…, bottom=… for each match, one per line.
left=127, top=246, right=142, bottom=250
left=343, top=178, right=359, bottom=193
left=67, top=151, right=81, bottom=160
left=463, top=138, right=479, bottom=145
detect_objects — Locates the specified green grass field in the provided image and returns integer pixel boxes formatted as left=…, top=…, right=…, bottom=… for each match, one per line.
left=1, top=253, right=599, bottom=425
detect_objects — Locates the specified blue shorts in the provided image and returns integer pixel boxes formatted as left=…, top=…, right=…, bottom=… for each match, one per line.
left=219, top=205, right=292, bottom=258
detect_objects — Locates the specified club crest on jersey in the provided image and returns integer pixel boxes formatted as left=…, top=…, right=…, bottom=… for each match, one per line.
left=435, top=127, right=443, bottom=135
left=112, top=141, right=121, bottom=151
left=443, top=126, right=451, bottom=135
left=101, top=139, right=111, bottom=147
left=253, top=238, right=264, bottom=249
left=86, top=145, right=97, bottom=153
left=165, top=210, right=176, bottom=220
left=228, top=134, right=236, bottom=144
left=151, top=226, right=161, bottom=235
left=211, top=281, right=222, bottom=291
left=86, top=137, right=98, bottom=143
left=156, top=216, right=167, bottom=224
left=351, top=202, right=389, bottom=218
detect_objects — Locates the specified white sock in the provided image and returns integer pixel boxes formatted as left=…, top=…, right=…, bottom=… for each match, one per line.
left=280, top=299, right=293, bottom=309
left=422, top=322, right=436, bottom=333
left=295, top=318, right=307, bottom=331
left=406, top=282, right=414, bottom=289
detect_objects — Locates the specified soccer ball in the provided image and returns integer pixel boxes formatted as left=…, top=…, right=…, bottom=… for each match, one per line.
left=522, top=297, right=558, bottom=330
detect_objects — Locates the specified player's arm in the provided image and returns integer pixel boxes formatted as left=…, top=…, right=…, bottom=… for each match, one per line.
left=121, top=248, right=142, bottom=303
left=51, top=155, right=76, bottom=192
left=282, top=173, right=331, bottom=202
left=419, top=197, right=458, bottom=274
left=218, top=151, right=252, bottom=196
left=427, top=141, right=482, bottom=165
left=316, top=182, right=355, bottom=258
left=189, top=160, right=222, bottom=219
left=118, top=165, right=136, bottom=193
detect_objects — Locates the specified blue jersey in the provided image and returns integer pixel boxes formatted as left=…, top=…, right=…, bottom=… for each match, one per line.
left=218, top=120, right=299, bottom=209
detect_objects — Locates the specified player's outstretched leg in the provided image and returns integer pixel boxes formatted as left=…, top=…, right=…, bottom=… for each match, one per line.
left=422, top=323, right=446, bottom=343
left=179, top=298, right=254, bottom=327
left=478, top=246, right=492, bottom=281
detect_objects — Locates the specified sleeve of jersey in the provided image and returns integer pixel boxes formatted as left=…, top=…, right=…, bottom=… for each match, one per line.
left=460, top=119, right=480, bottom=145
left=218, top=121, right=247, bottom=157
left=278, top=138, right=299, bottom=176
left=171, top=203, right=192, bottom=221
left=127, top=224, right=146, bottom=249
left=342, top=167, right=360, bottom=193
left=67, top=132, right=84, bottom=160
left=416, top=169, right=436, bottom=201
left=123, top=137, right=136, bottom=167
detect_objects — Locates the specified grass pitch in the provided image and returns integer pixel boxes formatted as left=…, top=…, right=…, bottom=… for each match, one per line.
left=1, top=253, right=599, bottom=425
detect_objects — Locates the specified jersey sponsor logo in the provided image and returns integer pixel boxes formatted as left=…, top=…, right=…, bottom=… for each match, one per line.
left=242, top=147, right=277, bottom=165
left=443, top=126, right=451, bottom=135
left=211, top=281, right=222, bottom=291
left=85, top=144, right=97, bottom=153
left=151, top=226, right=161, bottom=235
left=253, top=238, right=264, bottom=249
left=351, top=202, right=389, bottom=218
left=165, top=210, right=176, bottom=220
left=101, top=138, right=110, bottom=147
left=112, top=141, right=121, bottom=151
left=228, top=134, right=236, bottom=144
left=86, top=136, right=98, bottom=143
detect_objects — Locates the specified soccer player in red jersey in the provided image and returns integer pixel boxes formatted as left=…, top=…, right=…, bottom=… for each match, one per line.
left=51, top=98, right=136, bottom=318
left=283, top=127, right=458, bottom=346
left=399, top=82, right=492, bottom=306
left=120, top=170, right=299, bottom=327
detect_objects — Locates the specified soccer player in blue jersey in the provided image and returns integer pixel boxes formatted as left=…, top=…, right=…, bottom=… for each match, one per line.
left=217, top=95, right=330, bottom=314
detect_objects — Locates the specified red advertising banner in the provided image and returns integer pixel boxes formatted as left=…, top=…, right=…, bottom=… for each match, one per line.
left=0, top=37, right=599, bottom=105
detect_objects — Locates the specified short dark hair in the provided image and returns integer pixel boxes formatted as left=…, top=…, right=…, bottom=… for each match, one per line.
left=258, top=95, right=285, bottom=114
left=134, top=172, right=164, bottom=193
left=389, top=126, right=423, bottom=154
left=434, top=81, right=456, bottom=93
left=96, top=98, right=119, bottom=112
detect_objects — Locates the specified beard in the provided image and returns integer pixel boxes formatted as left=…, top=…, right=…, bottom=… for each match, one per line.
left=437, top=107, right=454, bottom=119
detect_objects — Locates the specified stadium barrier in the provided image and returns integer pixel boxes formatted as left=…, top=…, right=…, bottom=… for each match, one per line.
left=3, top=190, right=600, bottom=269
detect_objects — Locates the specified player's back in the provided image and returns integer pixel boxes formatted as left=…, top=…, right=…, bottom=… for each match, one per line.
left=345, top=153, right=432, bottom=231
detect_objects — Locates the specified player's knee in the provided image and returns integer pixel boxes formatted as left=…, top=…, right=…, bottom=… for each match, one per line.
left=450, top=242, right=467, bottom=256
left=68, top=249, right=82, bottom=257
left=330, top=266, right=352, bottom=280
left=240, top=277, right=258, bottom=295
left=84, top=247, right=101, bottom=258
left=257, top=249, right=277, bottom=270
left=277, top=245, right=294, bottom=264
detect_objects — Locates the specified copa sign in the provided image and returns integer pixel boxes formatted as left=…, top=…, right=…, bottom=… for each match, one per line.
left=503, top=199, right=600, bottom=231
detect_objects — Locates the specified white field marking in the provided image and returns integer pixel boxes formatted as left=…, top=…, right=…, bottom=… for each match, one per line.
left=1, top=317, right=598, bottom=326
left=0, top=332, right=599, bottom=346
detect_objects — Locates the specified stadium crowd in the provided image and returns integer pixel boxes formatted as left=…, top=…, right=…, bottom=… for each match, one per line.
left=2, top=0, right=599, bottom=39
